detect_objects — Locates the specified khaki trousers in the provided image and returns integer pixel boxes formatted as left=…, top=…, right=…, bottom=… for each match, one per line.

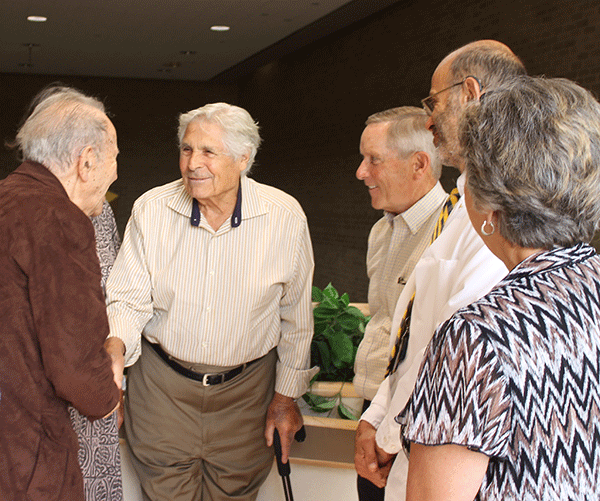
left=124, top=339, right=276, bottom=501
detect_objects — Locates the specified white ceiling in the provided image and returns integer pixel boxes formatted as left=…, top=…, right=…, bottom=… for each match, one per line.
left=0, top=0, right=398, bottom=82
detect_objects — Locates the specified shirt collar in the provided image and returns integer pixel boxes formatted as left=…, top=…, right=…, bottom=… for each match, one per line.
left=456, top=171, right=466, bottom=196
left=505, top=243, right=596, bottom=282
left=385, top=181, right=447, bottom=234
left=14, top=161, right=70, bottom=198
left=168, top=176, right=267, bottom=228
left=190, top=183, right=242, bottom=228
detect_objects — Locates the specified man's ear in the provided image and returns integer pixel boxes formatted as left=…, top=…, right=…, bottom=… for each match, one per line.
left=76, top=146, right=95, bottom=182
left=463, top=76, right=484, bottom=103
left=238, top=153, right=249, bottom=173
left=412, top=151, right=431, bottom=178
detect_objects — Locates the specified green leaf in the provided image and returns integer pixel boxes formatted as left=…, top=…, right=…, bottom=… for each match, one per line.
left=322, top=324, right=336, bottom=338
left=315, top=340, right=331, bottom=370
left=313, top=320, right=328, bottom=335
left=337, top=313, right=361, bottom=332
left=323, top=283, right=339, bottom=300
left=311, top=285, right=367, bottom=383
left=313, top=304, right=337, bottom=318
left=312, top=400, right=337, bottom=412
left=338, top=402, right=359, bottom=420
left=320, top=296, right=339, bottom=310
left=303, top=393, right=337, bottom=413
left=345, top=305, right=366, bottom=319
left=303, top=393, right=329, bottom=407
left=329, top=330, right=354, bottom=365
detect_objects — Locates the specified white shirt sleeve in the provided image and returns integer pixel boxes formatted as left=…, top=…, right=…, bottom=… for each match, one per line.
left=372, top=198, right=508, bottom=454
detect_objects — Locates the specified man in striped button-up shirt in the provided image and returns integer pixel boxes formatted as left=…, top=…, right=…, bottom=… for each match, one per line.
left=104, top=103, right=316, bottom=501
left=352, top=106, right=447, bottom=501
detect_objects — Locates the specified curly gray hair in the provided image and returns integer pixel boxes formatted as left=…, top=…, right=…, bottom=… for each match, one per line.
left=461, top=75, right=600, bottom=248
left=178, top=103, right=261, bottom=176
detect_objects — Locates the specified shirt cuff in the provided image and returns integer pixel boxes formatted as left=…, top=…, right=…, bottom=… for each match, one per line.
left=375, top=413, right=403, bottom=455
left=275, top=362, right=320, bottom=399
left=107, top=318, right=142, bottom=367
left=360, top=398, right=386, bottom=429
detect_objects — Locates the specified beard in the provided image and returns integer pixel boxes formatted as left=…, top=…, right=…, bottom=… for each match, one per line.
left=433, top=98, right=462, bottom=168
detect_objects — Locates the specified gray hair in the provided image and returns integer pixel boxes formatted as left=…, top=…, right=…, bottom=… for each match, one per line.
left=462, top=75, right=600, bottom=248
left=178, top=103, right=261, bottom=176
left=450, top=40, right=526, bottom=91
left=15, top=86, right=109, bottom=176
left=366, top=106, right=442, bottom=179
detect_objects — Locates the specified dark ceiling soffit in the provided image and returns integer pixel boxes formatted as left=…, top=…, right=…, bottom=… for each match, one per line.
left=209, top=0, right=401, bottom=84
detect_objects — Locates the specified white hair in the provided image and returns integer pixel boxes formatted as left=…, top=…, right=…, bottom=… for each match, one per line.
left=16, top=86, right=109, bottom=176
left=178, top=103, right=261, bottom=176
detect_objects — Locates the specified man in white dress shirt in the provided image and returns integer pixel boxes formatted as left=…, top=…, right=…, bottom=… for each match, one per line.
left=354, top=40, right=526, bottom=500
left=104, top=103, right=316, bottom=501
left=352, top=107, right=447, bottom=501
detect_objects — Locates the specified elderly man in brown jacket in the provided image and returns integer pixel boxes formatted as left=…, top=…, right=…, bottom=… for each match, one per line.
left=0, top=86, right=121, bottom=501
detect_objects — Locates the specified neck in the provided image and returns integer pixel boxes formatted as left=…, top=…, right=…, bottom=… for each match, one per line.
left=55, top=168, right=92, bottom=216
left=493, top=236, right=546, bottom=271
left=197, top=187, right=239, bottom=231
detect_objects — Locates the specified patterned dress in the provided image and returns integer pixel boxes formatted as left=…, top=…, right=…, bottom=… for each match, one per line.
left=400, top=244, right=600, bottom=500
left=69, top=201, right=123, bottom=501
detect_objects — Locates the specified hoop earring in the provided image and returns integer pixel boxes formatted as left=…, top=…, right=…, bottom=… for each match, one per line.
left=481, top=220, right=495, bottom=236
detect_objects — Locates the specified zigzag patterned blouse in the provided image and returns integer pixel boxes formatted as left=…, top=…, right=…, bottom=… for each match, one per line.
left=399, top=243, right=600, bottom=500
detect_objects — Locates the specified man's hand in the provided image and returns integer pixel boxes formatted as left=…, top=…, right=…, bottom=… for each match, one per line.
left=265, top=392, right=303, bottom=464
left=355, top=419, right=396, bottom=488
left=104, top=337, right=125, bottom=389
left=103, top=337, right=125, bottom=420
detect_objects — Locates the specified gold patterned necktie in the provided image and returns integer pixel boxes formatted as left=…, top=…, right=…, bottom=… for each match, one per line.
left=385, top=187, right=461, bottom=377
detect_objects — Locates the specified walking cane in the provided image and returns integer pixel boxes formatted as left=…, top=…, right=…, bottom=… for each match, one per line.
left=273, top=426, right=306, bottom=501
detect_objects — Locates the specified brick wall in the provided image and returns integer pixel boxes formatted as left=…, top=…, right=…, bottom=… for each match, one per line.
left=0, top=74, right=237, bottom=233
left=236, top=0, right=600, bottom=300
left=2, top=0, right=600, bottom=300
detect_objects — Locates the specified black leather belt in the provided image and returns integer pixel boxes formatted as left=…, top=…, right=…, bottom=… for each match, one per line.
left=148, top=342, right=254, bottom=386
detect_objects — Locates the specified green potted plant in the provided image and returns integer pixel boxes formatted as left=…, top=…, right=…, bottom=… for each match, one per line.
left=302, top=283, right=370, bottom=420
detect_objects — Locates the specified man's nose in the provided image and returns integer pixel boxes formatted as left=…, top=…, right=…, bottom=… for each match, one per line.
left=356, top=160, right=368, bottom=180
left=187, top=150, right=203, bottom=170
left=426, top=115, right=435, bottom=132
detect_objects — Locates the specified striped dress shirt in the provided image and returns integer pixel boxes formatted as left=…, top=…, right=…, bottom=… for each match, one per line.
left=353, top=182, right=447, bottom=400
left=106, top=175, right=317, bottom=398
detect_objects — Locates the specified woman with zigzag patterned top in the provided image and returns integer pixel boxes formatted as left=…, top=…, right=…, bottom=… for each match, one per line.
left=399, top=76, right=600, bottom=501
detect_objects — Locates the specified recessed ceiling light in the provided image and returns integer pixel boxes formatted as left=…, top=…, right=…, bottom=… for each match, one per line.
left=210, top=25, right=230, bottom=32
left=27, top=15, right=47, bottom=22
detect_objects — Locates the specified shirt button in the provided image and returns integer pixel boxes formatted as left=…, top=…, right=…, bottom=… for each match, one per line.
left=206, top=306, right=211, bottom=312
left=202, top=342, right=208, bottom=348
left=209, top=270, right=215, bottom=276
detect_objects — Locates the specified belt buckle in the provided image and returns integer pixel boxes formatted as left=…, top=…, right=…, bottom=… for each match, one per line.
left=202, top=373, right=224, bottom=386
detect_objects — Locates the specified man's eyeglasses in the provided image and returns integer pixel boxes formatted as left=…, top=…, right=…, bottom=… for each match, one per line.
left=421, top=76, right=483, bottom=115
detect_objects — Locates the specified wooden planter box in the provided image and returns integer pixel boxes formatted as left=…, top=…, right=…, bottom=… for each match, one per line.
left=295, top=381, right=362, bottom=468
